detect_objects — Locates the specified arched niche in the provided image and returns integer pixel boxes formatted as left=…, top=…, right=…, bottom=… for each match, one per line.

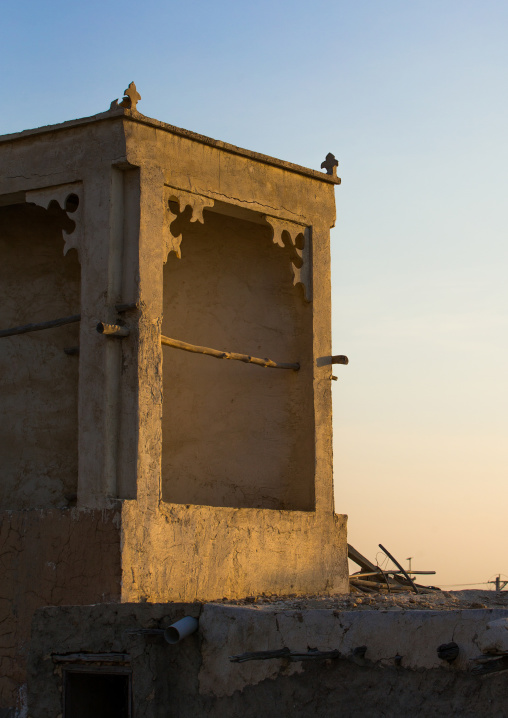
left=161, top=206, right=315, bottom=511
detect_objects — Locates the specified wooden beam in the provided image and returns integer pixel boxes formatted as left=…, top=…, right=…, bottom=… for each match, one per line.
left=0, top=314, right=81, bottom=339
left=351, top=570, right=436, bottom=577
left=379, top=543, right=419, bottom=594
left=161, top=335, right=300, bottom=371
left=350, top=578, right=412, bottom=592
left=52, top=653, right=130, bottom=664
left=331, top=355, right=349, bottom=365
left=347, top=544, right=409, bottom=588
left=347, top=544, right=379, bottom=574
left=229, top=648, right=341, bottom=663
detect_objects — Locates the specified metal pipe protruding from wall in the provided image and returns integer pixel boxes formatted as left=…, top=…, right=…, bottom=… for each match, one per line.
left=96, top=322, right=130, bottom=337
left=164, top=616, right=199, bottom=644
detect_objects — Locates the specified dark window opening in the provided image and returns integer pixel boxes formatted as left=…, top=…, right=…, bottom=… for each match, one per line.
left=64, top=670, right=131, bottom=718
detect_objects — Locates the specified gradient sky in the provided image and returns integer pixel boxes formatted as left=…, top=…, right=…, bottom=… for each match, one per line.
left=3, top=1, right=507, bottom=587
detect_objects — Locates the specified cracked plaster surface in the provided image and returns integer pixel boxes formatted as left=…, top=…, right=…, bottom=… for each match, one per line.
left=198, top=605, right=508, bottom=698
left=28, top=601, right=508, bottom=715
left=0, top=510, right=121, bottom=709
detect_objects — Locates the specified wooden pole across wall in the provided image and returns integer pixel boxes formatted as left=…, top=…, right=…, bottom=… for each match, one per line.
left=0, top=314, right=81, bottom=339
left=0, top=316, right=300, bottom=371
left=161, top=334, right=300, bottom=371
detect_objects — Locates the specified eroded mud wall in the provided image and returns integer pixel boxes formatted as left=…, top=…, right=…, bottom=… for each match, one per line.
left=0, top=203, right=80, bottom=509
left=28, top=603, right=508, bottom=718
left=0, top=509, right=121, bottom=713
left=121, top=502, right=347, bottom=602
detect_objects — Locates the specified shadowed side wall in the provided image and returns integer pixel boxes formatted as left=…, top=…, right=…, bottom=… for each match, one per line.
left=29, top=603, right=508, bottom=718
left=0, top=509, right=121, bottom=713
left=0, top=203, right=80, bottom=509
left=161, top=211, right=314, bottom=510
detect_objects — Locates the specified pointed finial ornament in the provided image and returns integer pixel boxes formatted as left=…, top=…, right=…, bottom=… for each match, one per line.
left=119, top=82, right=141, bottom=111
left=321, top=153, right=339, bottom=178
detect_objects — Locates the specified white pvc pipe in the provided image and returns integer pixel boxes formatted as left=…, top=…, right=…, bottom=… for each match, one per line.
left=164, top=616, right=199, bottom=644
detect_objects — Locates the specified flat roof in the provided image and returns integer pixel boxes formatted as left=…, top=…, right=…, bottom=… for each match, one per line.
left=0, top=107, right=340, bottom=186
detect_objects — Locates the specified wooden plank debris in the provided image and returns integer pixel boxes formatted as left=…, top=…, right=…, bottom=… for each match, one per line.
left=378, top=544, right=419, bottom=594
left=348, top=543, right=438, bottom=595
left=347, top=544, right=379, bottom=574
left=348, top=545, right=405, bottom=588
left=350, top=578, right=413, bottom=592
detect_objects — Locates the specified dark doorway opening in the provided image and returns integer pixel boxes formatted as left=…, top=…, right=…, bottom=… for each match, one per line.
left=64, top=670, right=131, bottom=718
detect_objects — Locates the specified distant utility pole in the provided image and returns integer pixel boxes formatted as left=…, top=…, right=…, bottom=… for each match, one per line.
left=406, top=557, right=413, bottom=574
left=488, top=575, right=508, bottom=591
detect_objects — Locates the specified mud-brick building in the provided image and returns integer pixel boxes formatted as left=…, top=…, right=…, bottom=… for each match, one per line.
left=0, top=84, right=348, bottom=714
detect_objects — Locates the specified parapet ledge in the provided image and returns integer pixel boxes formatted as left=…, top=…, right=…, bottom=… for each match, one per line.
left=0, top=108, right=340, bottom=187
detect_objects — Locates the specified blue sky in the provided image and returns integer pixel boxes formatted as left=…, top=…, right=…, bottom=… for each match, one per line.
left=3, top=1, right=508, bottom=586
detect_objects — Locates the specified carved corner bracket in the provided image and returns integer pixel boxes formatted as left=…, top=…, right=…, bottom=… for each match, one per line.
left=163, top=187, right=215, bottom=261
left=25, top=182, right=83, bottom=260
left=264, top=216, right=312, bottom=302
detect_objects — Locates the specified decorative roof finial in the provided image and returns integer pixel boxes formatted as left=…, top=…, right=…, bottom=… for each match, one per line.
left=120, top=81, right=141, bottom=111
left=117, top=82, right=141, bottom=111
left=109, top=82, right=141, bottom=111
left=321, top=153, right=339, bottom=178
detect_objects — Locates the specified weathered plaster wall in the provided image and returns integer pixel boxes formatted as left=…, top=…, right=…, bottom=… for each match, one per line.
left=0, top=204, right=80, bottom=509
left=117, top=116, right=349, bottom=600
left=0, top=109, right=350, bottom=714
left=0, top=509, right=121, bottom=714
left=28, top=603, right=201, bottom=718
left=0, top=114, right=137, bottom=509
left=162, top=211, right=314, bottom=510
left=198, top=604, right=508, bottom=693
left=28, top=602, right=508, bottom=718
left=124, top=117, right=339, bottom=515
left=125, top=116, right=338, bottom=226
left=120, top=502, right=348, bottom=602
